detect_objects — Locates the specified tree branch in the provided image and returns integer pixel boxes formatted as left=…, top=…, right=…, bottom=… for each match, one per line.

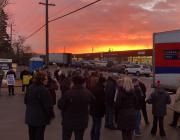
left=0, top=0, right=8, bottom=9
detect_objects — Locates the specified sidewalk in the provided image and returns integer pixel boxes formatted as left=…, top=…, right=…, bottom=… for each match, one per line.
left=1, top=79, right=22, bottom=88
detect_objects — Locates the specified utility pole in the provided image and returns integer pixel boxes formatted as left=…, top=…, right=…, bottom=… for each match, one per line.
left=92, top=47, right=94, bottom=53
left=64, top=46, right=66, bottom=53
left=10, top=24, right=13, bottom=47
left=39, top=0, right=55, bottom=65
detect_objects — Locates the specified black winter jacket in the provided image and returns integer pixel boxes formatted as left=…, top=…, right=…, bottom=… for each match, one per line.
left=146, top=87, right=171, bottom=117
left=115, top=89, right=137, bottom=131
left=58, top=85, right=93, bottom=129
left=90, top=83, right=105, bottom=117
left=25, top=84, right=53, bottom=126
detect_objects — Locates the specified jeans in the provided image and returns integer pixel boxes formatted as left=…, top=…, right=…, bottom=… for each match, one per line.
left=151, top=116, right=165, bottom=136
left=28, top=125, right=46, bottom=140
left=141, top=102, right=149, bottom=124
left=105, top=105, right=114, bottom=127
left=62, top=127, right=85, bottom=140
left=91, top=116, right=102, bottom=140
left=134, top=110, right=141, bottom=134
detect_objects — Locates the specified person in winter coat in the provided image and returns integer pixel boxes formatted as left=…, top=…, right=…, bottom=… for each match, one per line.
left=47, top=72, right=58, bottom=105
left=169, top=85, right=180, bottom=128
left=58, top=75, right=93, bottom=140
left=60, top=76, right=72, bottom=96
left=20, top=67, right=31, bottom=93
left=58, top=72, right=66, bottom=85
left=115, top=77, right=137, bottom=140
left=46, top=72, right=58, bottom=118
left=146, top=81, right=171, bottom=137
left=114, top=78, right=124, bottom=124
left=24, top=71, right=54, bottom=140
left=87, top=72, right=99, bottom=92
left=90, top=77, right=106, bottom=140
left=54, top=67, right=61, bottom=81
left=132, top=78, right=144, bottom=136
left=0, top=67, right=4, bottom=95
left=105, top=76, right=117, bottom=129
left=6, top=68, right=16, bottom=95
left=138, top=79, right=149, bottom=124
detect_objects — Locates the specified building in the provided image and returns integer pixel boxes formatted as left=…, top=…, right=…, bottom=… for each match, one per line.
left=74, top=49, right=152, bottom=64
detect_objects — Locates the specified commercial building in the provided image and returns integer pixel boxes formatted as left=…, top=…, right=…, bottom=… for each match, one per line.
left=74, top=49, right=152, bottom=64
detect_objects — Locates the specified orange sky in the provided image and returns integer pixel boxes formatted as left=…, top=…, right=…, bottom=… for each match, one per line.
left=5, top=0, right=180, bottom=54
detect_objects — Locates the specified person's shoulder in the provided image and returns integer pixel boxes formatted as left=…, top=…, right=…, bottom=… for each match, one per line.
left=36, top=84, right=49, bottom=93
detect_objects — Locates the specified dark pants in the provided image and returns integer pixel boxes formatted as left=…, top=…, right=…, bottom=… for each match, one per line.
left=62, top=127, right=85, bottom=140
left=8, top=85, right=14, bottom=95
left=28, top=125, right=46, bottom=140
left=105, top=105, right=114, bottom=127
left=91, top=116, right=102, bottom=140
left=121, top=130, right=132, bottom=140
left=134, top=110, right=141, bottom=134
left=22, top=84, right=29, bottom=92
left=151, top=116, right=165, bottom=136
left=141, top=103, right=149, bottom=124
left=0, top=81, right=2, bottom=95
left=171, top=111, right=180, bottom=126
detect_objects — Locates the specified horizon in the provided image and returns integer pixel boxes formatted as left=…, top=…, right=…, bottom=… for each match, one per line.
left=5, top=0, right=180, bottom=54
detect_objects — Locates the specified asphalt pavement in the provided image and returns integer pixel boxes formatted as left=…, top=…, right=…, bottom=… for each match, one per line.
left=0, top=75, right=179, bottom=140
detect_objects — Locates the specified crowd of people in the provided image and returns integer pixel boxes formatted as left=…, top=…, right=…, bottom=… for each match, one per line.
left=0, top=66, right=179, bottom=140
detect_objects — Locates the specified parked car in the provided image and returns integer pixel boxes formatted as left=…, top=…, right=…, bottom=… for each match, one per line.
left=124, top=64, right=152, bottom=76
left=108, top=64, right=126, bottom=73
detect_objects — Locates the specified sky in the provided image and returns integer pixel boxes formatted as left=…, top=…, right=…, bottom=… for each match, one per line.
left=5, top=0, right=180, bottom=54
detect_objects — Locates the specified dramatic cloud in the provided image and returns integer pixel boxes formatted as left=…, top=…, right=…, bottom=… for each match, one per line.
left=5, top=0, right=180, bottom=54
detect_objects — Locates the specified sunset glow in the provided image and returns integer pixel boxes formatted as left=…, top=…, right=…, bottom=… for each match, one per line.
left=5, top=0, right=180, bottom=54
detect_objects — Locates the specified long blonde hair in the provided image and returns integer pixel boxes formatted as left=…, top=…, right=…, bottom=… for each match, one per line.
left=122, top=77, right=134, bottom=92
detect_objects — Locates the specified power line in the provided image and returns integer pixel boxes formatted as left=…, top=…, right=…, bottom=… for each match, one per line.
left=49, top=0, right=101, bottom=23
left=50, top=0, right=77, bottom=19
left=39, top=0, right=56, bottom=65
left=25, top=0, right=77, bottom=39
left=25, top=0, right=101, bottom=40
left=25, top=24, right=45, bottom=40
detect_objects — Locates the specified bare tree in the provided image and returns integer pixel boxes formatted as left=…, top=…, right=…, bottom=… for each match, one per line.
left=13, top=36, right=27, bottom=55
left=23, top=45, right=32, bottom=53
left=12, top=36, right=33, bottom=64
left=0, top=0, right=8, bottom=9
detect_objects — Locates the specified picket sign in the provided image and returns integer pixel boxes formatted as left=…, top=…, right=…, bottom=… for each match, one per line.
left=7, top=74, right=15, bottom=85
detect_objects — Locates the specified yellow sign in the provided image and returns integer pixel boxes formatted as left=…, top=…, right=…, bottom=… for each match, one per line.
left=23, top=75, right=32, bottom=85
